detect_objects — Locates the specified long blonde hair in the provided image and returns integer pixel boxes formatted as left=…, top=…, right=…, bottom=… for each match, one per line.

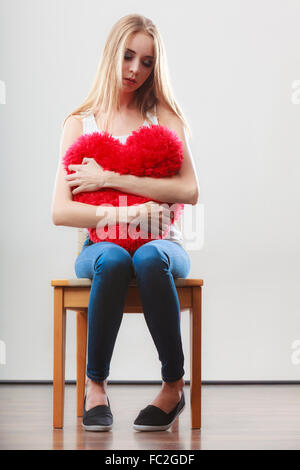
left=64, top=13, right=191, bottom=138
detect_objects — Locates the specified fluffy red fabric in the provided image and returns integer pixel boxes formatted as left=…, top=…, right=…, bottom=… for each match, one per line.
left=62, top=124, right=184, bottom=255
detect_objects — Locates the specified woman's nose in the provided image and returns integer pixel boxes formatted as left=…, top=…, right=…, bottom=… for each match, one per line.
left=129, top=59, right=140, bottom=74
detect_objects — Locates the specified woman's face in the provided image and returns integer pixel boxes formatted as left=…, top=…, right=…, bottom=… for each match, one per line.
left=122, top=32, right=154, bottom=91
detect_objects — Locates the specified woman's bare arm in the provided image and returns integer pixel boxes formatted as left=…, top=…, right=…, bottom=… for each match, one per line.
left=51, top=115, right=136, bottom=228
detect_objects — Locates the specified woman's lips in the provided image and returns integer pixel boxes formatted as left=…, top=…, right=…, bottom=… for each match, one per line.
left=124, top=78, right=136, bottom=85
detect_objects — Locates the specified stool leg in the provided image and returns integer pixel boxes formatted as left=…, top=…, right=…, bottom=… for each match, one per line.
left=190, top=286, right=202, bottom=429
left=53, top=287, right=66, bottom=428
left=76, top=310, right=88, bottom=417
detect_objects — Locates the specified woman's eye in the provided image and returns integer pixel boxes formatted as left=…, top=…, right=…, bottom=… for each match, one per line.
left=124, top=55, right=153, bottom=68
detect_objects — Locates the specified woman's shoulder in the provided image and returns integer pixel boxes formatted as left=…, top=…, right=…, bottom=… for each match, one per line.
left=156, top=101, right=180, bottom=126
left=67, top=112, right=95, bottom=130
left=77, top=110, right=94, bottom=120
left=62, top=114, right=82, bottom=130
left=64, top=113, right=85, bottom=124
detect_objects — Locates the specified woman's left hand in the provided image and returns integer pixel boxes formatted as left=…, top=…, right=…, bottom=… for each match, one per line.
left=65, top=158, right=108, bottom=194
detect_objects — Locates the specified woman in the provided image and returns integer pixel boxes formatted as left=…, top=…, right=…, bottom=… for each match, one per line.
left=51, top=13, right=199, bottom=432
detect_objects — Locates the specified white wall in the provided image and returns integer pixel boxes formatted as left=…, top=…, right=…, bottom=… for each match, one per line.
left=0, top=0, right=300, bottom=381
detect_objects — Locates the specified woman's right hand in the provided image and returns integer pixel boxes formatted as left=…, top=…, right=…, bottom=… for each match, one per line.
left=129, top=200, right=172, bottom=238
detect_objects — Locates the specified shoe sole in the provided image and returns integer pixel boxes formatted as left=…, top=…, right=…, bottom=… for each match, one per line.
left=132, top=404, right=185, bottom=432
left=82, top=423, right=113, bottom=432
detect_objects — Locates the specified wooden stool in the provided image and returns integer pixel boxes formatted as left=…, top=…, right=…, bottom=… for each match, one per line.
left=51, top=229, right=203, bottom=429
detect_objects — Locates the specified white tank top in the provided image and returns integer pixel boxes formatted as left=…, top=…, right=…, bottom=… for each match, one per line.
left=81, top=105, right=184, bottom=247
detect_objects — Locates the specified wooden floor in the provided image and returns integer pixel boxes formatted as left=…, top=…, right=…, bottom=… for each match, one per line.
left=0, top=383, right=300, bottom=450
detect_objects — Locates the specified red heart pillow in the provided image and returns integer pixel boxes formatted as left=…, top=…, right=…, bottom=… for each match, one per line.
left=62, top=124, right=184, bottom=255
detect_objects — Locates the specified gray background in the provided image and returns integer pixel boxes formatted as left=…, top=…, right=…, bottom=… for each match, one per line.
left=0, top=0, right=300, bottom=381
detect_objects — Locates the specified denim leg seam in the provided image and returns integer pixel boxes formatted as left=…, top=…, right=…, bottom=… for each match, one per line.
left=86, top=371, right=109, bottom=383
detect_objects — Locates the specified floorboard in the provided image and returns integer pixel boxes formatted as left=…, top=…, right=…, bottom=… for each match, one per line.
left=0, top=384, right=300, bottom=450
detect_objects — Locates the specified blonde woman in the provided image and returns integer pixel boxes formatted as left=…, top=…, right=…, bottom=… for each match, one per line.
left=51, top=14, right=199, bottom=432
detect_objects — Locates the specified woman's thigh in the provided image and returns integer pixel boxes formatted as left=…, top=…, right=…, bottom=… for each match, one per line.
left=75, top=240, right=135, bottom=280
left=132, top=240, right=191, bottom=279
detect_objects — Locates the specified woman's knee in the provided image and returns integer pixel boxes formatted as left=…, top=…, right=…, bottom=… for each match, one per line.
left=75, top=260, right=89, bottom=279
left=94, top=243, right=132, bottom=274
left=132, top=243, right=169, bottom=275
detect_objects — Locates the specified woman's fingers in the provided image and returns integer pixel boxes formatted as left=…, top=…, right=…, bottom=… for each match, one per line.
left=132, top=201, right=173, bottom=237
left=149, top=213, right=171, bottom=237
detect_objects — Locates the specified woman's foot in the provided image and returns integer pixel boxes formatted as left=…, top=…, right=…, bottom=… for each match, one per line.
left=85, top=377, right=108, bottom=411
left=150, top=377, right=185, bottom=414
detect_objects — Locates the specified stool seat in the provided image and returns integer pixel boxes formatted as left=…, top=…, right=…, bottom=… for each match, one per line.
left=51, top=278, right=204, bottom=287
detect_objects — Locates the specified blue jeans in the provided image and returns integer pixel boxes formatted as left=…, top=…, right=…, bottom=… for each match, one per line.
left=74, top=237, right=191, bottom=383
